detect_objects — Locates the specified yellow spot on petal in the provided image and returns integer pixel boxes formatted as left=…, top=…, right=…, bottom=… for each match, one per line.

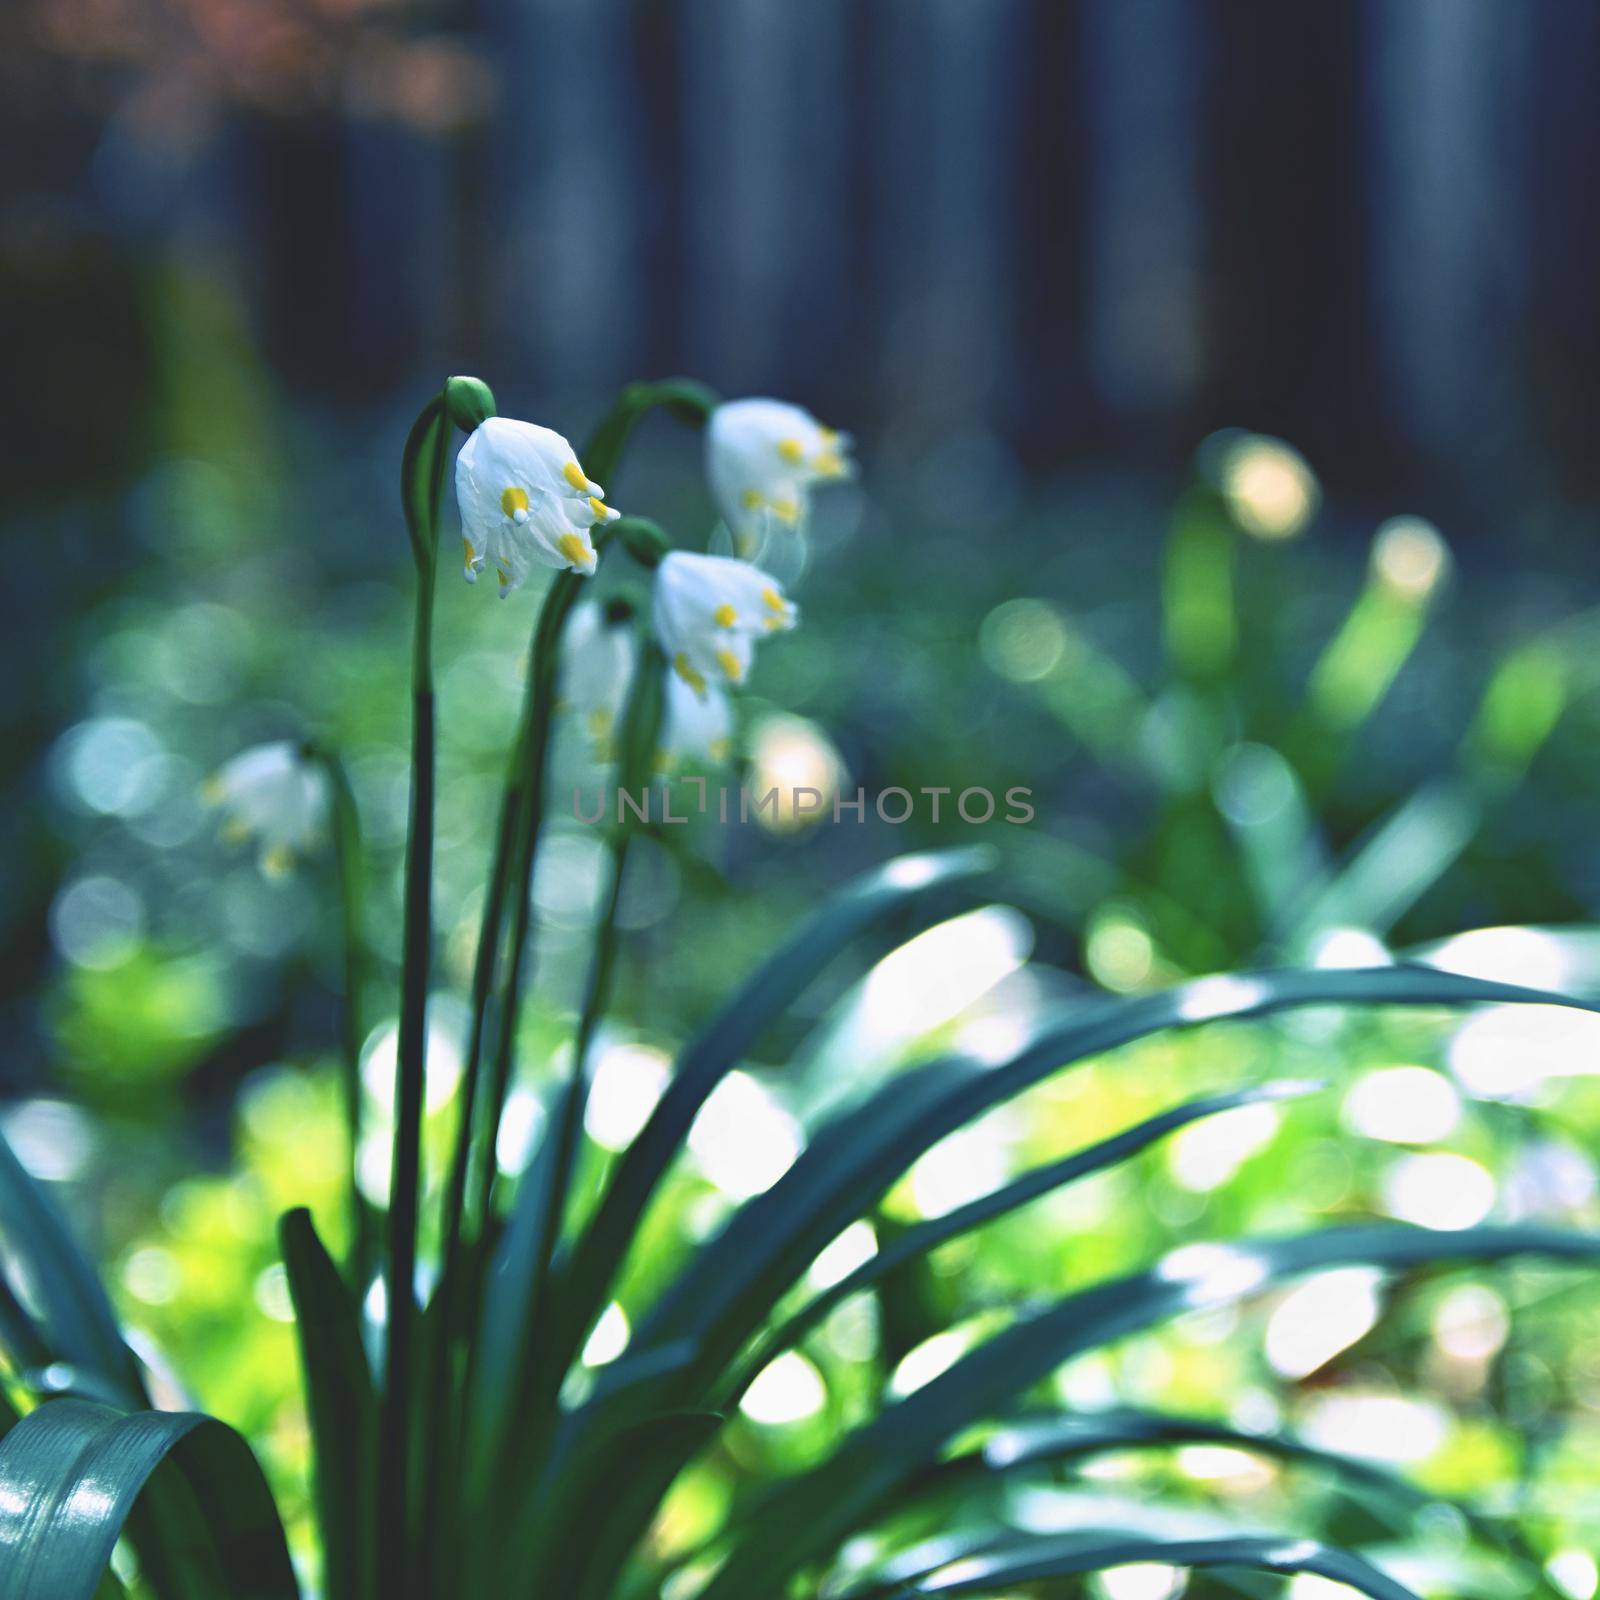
left=501, top=486, right=530, bottom=517
left=673, top=653, right=707, bottom=695
left=777, top=437, right=806, bottom=465
left=588, top=496, right=609, bottom=521
left=587, top=707, right=614, bottom=738
left=558, top=533, right=594, bottom=570
left=741, top=488, right=764, bottom=510
left=761, top=587, right=786, bottom=614
left=713, top=603, right=738, bottom=627
left=770, top=497, right=800, bottom=524
left=563, top=461, right=589, bottom=492
left=709, top=738, right=731, bottom=763
left=261, top=844, right=294, bottom=879
left=819, top=425, right=839, bottom=445
left=716, top=648, right=745, bottom=683
left=497, top=568, right=512, bottom=589
left=221, top=817, right=251, bottom=847
left=463, top=538, right=477, bottom=569
left=200, top=775, right=225, bottom=805
left=815, top=450, right=845, bottom=477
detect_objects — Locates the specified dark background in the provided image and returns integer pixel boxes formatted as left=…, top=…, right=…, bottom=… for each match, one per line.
left=8, top=1, right=1600, bottom=524
left=4, top=0, right=1600, bottom=1091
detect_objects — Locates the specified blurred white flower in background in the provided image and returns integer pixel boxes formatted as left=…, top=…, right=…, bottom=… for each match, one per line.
left=653, top=551, right=797, bottom=695
left=455, top=416, right=619, bottom=592
left=707, top=398, right=853, bottom=554
left=657, top=674, right=734, bottom=771
left=203, top=740, right=327, bottom=877
left=560, top=600, right=637, bottom=762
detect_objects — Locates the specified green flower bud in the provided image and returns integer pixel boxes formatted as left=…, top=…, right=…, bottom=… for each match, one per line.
left=445, top=376, right=497, bottom=434
left=619, top=518, right=671, bottom=569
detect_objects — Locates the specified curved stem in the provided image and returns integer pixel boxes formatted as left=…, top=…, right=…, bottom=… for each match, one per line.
left=421, top=382, right=712, bottom=1596
left=379, top=389, right=450, bottom=1600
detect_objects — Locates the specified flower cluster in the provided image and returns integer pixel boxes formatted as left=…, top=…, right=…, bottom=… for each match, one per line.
left=545, top=397, right=842, bottom=775
left=214, top=394, right=847, bottom=862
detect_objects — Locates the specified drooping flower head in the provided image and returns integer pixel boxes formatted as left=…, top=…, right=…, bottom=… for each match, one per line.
left=203, top=741, right=328, bottom=877
left=653, top=551, right=797, bottom=697
left=561, top=600, right=638, bottom=763
left=455, top=417, right=621, bottom=595
left=706, top=399, right=853, bottom=553
left=657, top=674, right=734, bottom=772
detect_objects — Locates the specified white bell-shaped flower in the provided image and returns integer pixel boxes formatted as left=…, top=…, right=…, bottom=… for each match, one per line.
left=657, top=674, right=734, bottom=771
left=653, top=551, right=797, bottom=697
left=706, top=398, right=853, bottom=553
left=561, top=601, right=638, bottom=762
left=455, top=417, right=621, bottom=595
left=203, top=741, right=328, bottom=877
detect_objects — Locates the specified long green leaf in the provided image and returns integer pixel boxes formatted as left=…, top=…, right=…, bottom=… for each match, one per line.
left=280, top=1208, right=376, bottom=1600
left=642, top=966, right=1586, bottom=1395
left=947, top=1407, right=1510, bottom=1552
left=532, top=848, right=994, bottom=1401
left=700, top=1223, right=1600, bottom=1598
left=723, top=1079, right=1321, bottom=1404
left=0, top=1131, right=146, bottom=1406
left=0, top=1397, right=298, bottom=1600
left=845, top=1531, right=1417, bottom=1600
left=541, top=966, right=1592, bottom=1596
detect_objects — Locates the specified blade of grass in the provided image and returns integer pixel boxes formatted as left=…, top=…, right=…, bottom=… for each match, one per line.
left=846, top=1531, right=1418, bottom=1600
left=639, top=967, right=1588, bottom=1395
left=280, top=1208, right=377, bottom=1600
left=722, top=1079, right=1321, bottom=1405
left=542, top=848, right=996, bottom=1398
left=535, top=966, right=1587, bottom=1594
left=0, top=1398, right=298, bottom=1600
left=700, top=1223, right=1600, bottom=1598
left=0, top=1130, right=146, bottom=1406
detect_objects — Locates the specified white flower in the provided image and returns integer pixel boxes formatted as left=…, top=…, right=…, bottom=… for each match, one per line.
left=653, top=551, right=797, bottom=696
left=561, top=601, right=637, bottom=762
left=203, top=741, right=328, bottom=877
left=455, top=417, right=621, bottom=595
left=658, top=675, right=734, bottom=771
left=707, top=398, right=853, bottom=553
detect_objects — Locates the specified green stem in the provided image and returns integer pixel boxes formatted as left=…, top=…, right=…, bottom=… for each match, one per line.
left=492, top=646, right=665, bottom=1574
left=528, top=644, right=662, bottom=1338
left=422, top=385, right=711, bottom=1596
left=313, top=747, right=375, bottom=1289
left=379, top=389, right=450, bottom=1600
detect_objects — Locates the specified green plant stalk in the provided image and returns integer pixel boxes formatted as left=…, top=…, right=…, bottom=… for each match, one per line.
left=314, top=748, right=376, bottom=1289
left=380, top=388, right=451, bottom=1600
left=440, top=380, right=717, bottom=1272
left=421, top=384, right=711, bottom=1591
left=1162, top=486, right=1237, bottom=682
left=499, top=644, right=665, bottom=1498
left=1292, top=580, right=1429, bottom=787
